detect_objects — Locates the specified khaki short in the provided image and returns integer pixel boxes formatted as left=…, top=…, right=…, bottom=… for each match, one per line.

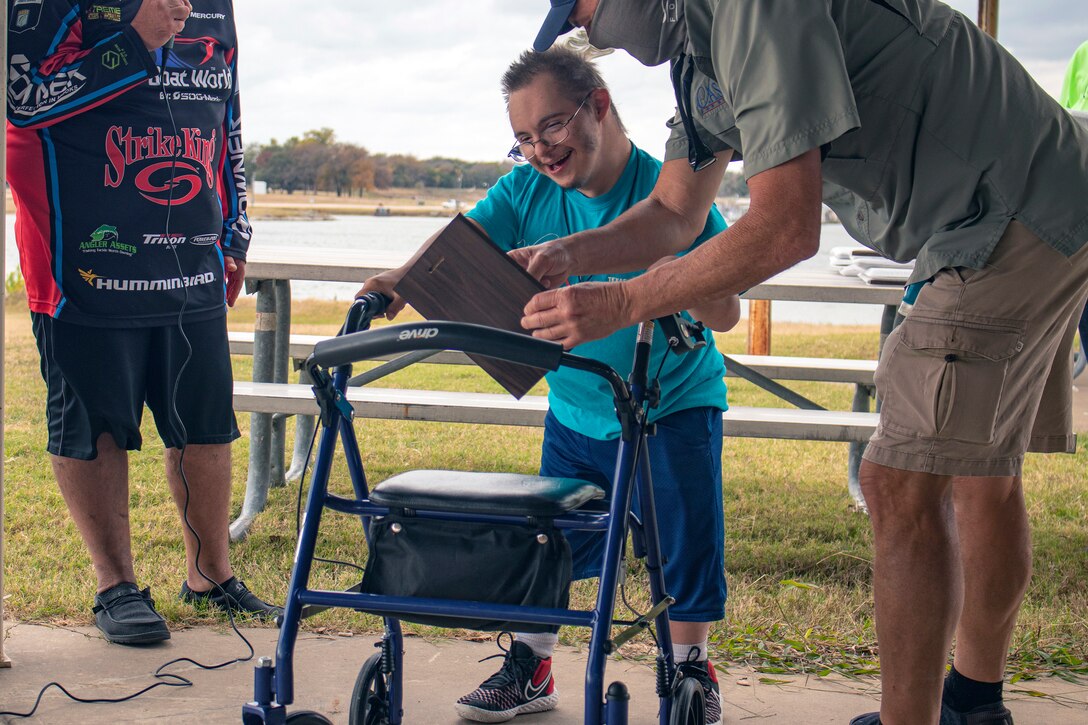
left=864, top=221, right=1088, bottom=477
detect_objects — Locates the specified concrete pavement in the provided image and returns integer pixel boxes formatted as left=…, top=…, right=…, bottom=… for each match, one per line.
left=2, top=622, right=1086, bottom=724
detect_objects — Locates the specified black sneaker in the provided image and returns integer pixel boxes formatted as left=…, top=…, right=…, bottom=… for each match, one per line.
left=850, top=714, right=881, bottom=725
left=180, top=576, right=282, bottom=621
left=455, top=636, right=558, bottom=723
left=940, top=701, right=1014, bottom=724
left=675, top=658, right=723, bottom=725
left=92, top=582, right=170, bottom=645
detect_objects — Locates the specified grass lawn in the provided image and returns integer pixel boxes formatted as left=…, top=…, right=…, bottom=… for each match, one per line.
left=3, top=298, right=1085, bottom=682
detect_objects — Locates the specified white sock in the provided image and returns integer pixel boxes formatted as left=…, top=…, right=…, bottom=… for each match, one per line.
left=673, top=640, right=709, bottom=663
left=514, top=632, right=558, bottom=659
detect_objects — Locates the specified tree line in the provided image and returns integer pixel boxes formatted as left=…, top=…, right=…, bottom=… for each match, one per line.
left=244, top=128, right=514, bottom=196
left=244, top=128, right=750, bottom=197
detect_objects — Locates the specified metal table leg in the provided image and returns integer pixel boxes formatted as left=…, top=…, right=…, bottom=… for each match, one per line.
left=285, top=363, right=315, bottom=482
left=231, top=278, right=278, bottom=542
left=847, top=304, right=901, bottom=512
left=269, top=280, right=292, bottom=489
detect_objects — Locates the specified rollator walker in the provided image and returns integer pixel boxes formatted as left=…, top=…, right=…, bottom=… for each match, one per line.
left=243, top=293, right=714, bottom=725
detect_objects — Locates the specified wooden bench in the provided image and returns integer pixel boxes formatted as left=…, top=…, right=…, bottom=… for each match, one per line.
left=227, top=331, right=878, bottom=386
left=232, top=381, right=879, bottom=443
left=227, top=333, right=881, bottom=540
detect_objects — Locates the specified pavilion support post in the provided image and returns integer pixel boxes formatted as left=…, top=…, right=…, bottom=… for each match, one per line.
left=747, top=299, right=772, bottom=355
left=1, top=5, right=10, bottom=669
left=978, top=0, right=999, bottom=38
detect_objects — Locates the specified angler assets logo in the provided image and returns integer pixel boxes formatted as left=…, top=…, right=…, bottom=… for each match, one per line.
left=79, top=224, right=137, bottom=257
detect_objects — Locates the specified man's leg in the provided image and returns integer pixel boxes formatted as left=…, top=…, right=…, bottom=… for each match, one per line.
left=949, top=476, right=1031, bottom=684
left=860, top=459, right=959, bottom=725
left=164, top=443, right=233, bottom=590
left=52, top=433, right=135, bottom=593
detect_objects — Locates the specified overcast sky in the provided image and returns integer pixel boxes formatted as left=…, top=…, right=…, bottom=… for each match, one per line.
left=233, top=1, right=1087, bottom=164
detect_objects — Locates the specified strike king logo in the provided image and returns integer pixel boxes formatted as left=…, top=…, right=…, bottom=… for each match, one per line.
left=104, top=126, right=216, bottom=205
left=79, top=269, right=216, bottom=291
left=79, top=224, right=137, bottom=256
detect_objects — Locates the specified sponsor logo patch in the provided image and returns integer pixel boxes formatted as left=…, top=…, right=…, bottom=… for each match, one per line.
left=86, top=4, right=122, bottom=22
left=103, top=126, right=216, bottom=205
left=79, top=269, right=217, bottom=291
left=10, top=0, right=43, bottom=33
left=101, top=43, right=128, bottom=70
left=79, top=225, right=137, bottom=256
left=8, top=53, right=87, bottom=117
left=696, top=80, right=726, bottom=116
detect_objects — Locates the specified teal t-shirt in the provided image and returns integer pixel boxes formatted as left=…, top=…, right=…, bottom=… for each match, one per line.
left=467, top=144, right=728, bottom=440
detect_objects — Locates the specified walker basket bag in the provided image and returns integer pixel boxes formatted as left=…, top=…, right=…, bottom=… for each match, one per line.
left=359, top=514, right=573, bottom=632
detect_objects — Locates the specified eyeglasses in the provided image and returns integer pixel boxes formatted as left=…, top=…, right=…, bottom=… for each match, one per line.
left=508, top=92, right=593, bottom=162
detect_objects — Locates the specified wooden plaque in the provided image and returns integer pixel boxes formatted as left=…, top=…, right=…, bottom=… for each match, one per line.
left=394, top=214, right=548, bottom=398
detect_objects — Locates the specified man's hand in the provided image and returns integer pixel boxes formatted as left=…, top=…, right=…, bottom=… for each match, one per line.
left=131, top=0, right=191, bottom=50
left=508, top=240, right=576, bottom=290
left=356, top=272, right=407, bottom=319
left=521, top=282, right=632, bottom=349
left=225, top=257, right=245, bottom=307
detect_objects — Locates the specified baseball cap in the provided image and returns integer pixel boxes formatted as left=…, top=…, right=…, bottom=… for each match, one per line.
left=533, top=0, right=578, bottom=52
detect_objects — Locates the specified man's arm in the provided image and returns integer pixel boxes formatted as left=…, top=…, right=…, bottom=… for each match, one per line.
left=7, top=0, right=187, bottom=129
left=509, top=149, right=732, bottom=289
left=646, top=256, right=741, bottom=332
left=521, top=149, right=823, bottom=348
left=220, top=16, right=250, bottom=306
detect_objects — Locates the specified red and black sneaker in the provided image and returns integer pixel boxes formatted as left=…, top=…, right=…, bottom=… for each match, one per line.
left=676, top=658, right=723, bottom=725
left=455, top=636, right=559, bottom=723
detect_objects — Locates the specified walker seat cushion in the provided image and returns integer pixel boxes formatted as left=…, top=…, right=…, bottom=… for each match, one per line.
left=369, top=470, right=604, bottom=517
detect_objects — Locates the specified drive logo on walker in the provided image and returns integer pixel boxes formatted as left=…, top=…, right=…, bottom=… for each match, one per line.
left=398, top=328, right=439, bottom=341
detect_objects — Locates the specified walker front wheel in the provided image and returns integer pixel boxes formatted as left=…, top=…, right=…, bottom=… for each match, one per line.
left=285, top=711, right=334, bottom=725
left=349, top=652, right=391, bottom=725
left=668, top=675, right=706, bottom=725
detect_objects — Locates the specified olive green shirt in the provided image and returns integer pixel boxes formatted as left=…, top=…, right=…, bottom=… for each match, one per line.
left=664, top=0, right=1088, bottom=282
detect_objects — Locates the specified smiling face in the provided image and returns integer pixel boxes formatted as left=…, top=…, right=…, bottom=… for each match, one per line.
left=507, top=73, right=604, bottom=192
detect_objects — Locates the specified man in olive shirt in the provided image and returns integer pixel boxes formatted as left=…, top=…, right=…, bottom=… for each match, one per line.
left=521, top=2, right=1088, bottom=724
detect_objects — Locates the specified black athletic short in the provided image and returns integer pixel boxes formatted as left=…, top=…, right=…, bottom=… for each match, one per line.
left=32, top=313, right=240, bottom=460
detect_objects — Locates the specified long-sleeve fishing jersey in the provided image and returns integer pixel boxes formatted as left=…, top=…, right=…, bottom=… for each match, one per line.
left=6, top=0, right=250, bottom=325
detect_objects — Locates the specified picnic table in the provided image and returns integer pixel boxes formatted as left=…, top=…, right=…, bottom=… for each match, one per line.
left=230, top=246, right=903, bottom=540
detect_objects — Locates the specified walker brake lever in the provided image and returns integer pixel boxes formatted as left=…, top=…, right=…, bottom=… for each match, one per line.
left=656, top=314, right=707, bottom=355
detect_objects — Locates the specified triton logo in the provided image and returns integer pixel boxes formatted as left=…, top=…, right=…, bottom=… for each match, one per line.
left=398, top=328, right=439, bottom=341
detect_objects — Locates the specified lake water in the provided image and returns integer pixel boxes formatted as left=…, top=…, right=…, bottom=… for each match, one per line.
left=4, top=213, right=886, bottom=326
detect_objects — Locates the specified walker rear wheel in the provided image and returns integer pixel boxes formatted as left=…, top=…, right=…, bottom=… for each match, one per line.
left=285, top=711, right=334, bottom=724
left=349, top=652, right=391, bottom=725
left=668, top=675, right=706, bottom=725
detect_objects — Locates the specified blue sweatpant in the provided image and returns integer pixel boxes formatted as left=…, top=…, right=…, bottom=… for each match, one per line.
left=540, top=407, right=727, bottom=622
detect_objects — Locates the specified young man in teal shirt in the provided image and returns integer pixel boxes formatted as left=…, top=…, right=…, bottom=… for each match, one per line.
left=360, top=47, right=739, bottom=724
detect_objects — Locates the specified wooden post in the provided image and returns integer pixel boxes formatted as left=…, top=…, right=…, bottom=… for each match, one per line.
left=1, top=2, right=10, bottom=668
left=978, top=0, right=999, bottom=38
left=747, top=299, right=772, bottom=355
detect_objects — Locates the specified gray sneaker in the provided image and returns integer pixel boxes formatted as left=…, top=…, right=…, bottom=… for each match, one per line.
left=92, top=582, right=170, bottom=645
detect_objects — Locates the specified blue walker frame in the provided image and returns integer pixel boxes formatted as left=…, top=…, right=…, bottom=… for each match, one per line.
left=242, top=294, right=709, bottom=724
